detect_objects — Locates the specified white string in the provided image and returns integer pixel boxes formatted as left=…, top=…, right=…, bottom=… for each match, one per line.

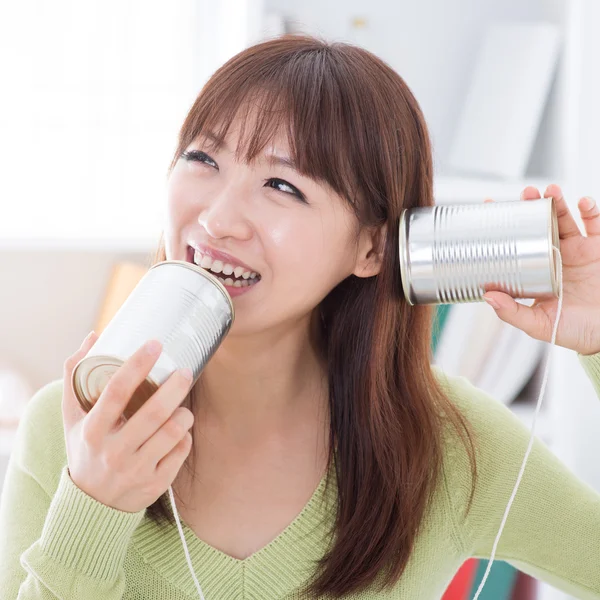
left=164, top=247, right=564, bottom=600
left=472, top=244, right=563, bottom=599
left=168, top=484, right=207, bottom=600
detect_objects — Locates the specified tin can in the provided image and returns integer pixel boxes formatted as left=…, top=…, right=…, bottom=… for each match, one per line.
left=398, top=197, right=561, bottom=305
left=72, top=260, right=234, bottom=419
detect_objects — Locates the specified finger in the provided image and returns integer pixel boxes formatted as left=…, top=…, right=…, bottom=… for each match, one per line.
left=483, top=291, right=552, bottom=341
left=520, top=186, right=542, bottom=200
left=155, top=432, right=193, bottom=482
left=578, top=196, right=600, bottom=236
left=85, top=339, right=163, bottom=439
left=544, top=183, right=582, bottom=239
left=62, top=331, right=99, bottom=430
left=136, top=406, right=194, bottom=467
left=118, top=368, right=193, bottom=454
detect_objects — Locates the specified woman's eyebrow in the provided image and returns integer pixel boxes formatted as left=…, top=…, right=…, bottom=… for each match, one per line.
left=266, top=154, right=299, bottom=172
left=195, top=133, right=299, bottom=172
left=196, top=131, right=226, bottom=150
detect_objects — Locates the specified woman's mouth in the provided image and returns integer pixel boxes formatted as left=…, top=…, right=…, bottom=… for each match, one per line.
left=186, top=245, right=261, bottom=296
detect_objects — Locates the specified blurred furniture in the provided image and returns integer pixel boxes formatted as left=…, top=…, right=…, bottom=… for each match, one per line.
left=95, top=262, right=148, bottom=333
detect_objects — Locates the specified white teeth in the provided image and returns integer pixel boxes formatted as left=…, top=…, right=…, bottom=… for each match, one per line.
left=191, top=247, right=260, bottom=282
left=210, top=260, right=223, bottom=274
left=233, top=280, right=242, bottom=287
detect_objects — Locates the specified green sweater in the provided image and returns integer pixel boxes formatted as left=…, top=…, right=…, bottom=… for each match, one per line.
left=1, top=352, right=600, bottom=599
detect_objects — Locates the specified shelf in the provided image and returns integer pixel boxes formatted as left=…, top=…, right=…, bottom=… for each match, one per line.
left=434, top=176, right=556, bottom=204
left=0, top=234, right=161, bottom=253
left=0, top=175, right=562, bottom=252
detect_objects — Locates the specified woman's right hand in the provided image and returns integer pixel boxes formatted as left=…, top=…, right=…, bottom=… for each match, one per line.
left=62, top=332, right=195, bottom=513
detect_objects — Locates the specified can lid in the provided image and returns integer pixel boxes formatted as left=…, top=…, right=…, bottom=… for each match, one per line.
left=398, top=209, right=415, bottom=306
left=72, top=355, right=160, bottom=420
left=74, top=358, right=121, bottom=407
left=150, top=260, right=235, bottom=319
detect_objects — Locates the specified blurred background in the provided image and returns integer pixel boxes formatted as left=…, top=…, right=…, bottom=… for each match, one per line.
left=0, top=1, right=599, bottom=599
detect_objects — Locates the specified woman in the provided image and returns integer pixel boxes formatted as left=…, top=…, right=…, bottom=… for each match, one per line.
left=1, top=35, right=600, bottom=600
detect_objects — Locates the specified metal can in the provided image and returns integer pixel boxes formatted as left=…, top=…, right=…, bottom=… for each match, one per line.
left=398, top=197, right=561, bottom=305
left=72, top=260, right=234, bottom=419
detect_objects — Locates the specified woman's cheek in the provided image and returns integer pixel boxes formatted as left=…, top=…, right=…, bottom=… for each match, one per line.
left=260, top=210, right=299, bottom=247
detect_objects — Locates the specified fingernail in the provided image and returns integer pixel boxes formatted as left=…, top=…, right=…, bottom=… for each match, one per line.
left=179, top=368, right=194, bottom=382
left=144, top=340, right=162, bottom=355
left=483, top=296, right=500, bottom=310
left=80, top=331, right=96, bottom=348
left=583, top=196, right=595, bottom=210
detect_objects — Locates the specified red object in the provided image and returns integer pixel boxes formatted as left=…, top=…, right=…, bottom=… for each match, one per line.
left=510, top=570, right=537, bottom=600
left=442, top=558, right=479, bottom=600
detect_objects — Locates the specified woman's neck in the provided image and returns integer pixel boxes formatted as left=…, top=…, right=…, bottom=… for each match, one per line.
left=190, top=313, right=329, bottom=444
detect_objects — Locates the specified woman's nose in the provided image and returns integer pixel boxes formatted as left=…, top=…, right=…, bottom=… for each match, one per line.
left=197, top=191, right=252, bottom=241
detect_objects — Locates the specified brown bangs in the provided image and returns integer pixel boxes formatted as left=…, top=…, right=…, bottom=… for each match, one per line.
left=169, top=38, right=387, bottom=223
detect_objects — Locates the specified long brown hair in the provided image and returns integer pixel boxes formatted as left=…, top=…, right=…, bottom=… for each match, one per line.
left=148, top=34, right=477, bottom=598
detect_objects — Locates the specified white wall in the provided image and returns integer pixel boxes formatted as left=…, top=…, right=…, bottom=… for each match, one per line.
left=567, top=0, right=600, bottom=194
left=267, top=0, right=566, bottom=177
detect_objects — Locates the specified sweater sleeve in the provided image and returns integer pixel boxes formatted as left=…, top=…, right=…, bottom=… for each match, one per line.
left=437, top=351, right=600, bottom=600
left=0, top=380, right=146, bottom=599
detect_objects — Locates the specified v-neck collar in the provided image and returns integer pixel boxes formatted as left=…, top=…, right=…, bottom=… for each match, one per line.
left=132, top=464, right=338, bottom=599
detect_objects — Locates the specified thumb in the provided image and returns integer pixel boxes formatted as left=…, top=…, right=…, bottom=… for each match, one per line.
left=483, top=291, right=542, bottom=339
left=62, top=331, right=99, bottom=431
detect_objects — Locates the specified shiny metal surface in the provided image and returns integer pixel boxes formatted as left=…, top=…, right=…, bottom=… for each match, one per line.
left=398, top=197, right=560, bottom=305
left=72, top=260, right=234, bottom=418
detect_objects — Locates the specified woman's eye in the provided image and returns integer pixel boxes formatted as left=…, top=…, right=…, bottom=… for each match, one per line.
left=264, top=178, right=306, bottom=203
left=181, top=150, right=218, bottom=169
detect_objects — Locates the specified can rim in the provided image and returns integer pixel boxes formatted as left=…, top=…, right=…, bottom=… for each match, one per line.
left=72, top=355, right=161, bottom=412
left=547, top=196, right=561, bottom=296
left=149, top=260, right=235, bottom=319
left=71, top=359, right=91, bottom=411
left=398, top=209, right=415, bottom=306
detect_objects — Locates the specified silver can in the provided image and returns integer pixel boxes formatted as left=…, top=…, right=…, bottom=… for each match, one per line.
left=398, top=197, right=561, bottom=305
left=72, top=260, right=234, bottom=419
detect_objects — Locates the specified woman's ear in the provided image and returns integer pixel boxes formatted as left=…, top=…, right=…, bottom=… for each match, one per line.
left=353, top=224, right=387, bottom=278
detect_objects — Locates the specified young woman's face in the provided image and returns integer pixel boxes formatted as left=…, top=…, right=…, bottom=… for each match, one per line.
left=164, top=120, right=376, bottom=335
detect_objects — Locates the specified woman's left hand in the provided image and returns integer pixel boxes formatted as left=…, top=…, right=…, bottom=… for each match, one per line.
left=482, top=184, right=600, bottom=356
